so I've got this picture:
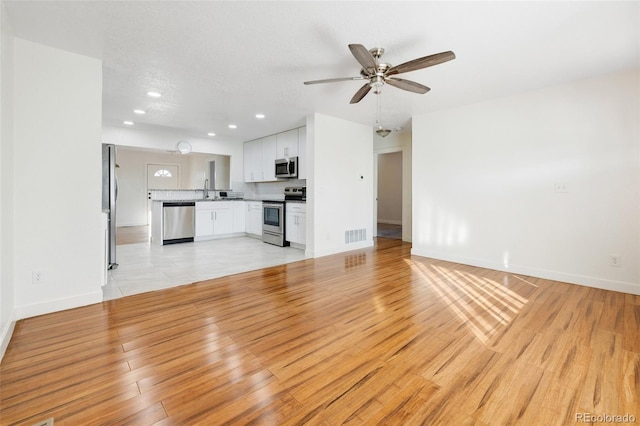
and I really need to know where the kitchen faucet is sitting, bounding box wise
[203,178,209,199]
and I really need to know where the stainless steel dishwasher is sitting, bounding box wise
[162,202,195,245]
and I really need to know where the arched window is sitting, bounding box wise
[154,169,173,178]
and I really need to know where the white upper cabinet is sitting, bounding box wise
[276,129,299,159]
[261,135,277,181]
[243,139,263,182]
[244,127,306,183]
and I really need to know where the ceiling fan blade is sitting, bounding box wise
[350,83,372,104]
[388,51,456,75]
[385,78,431,94]
[304,76,365,85]
[348,44,377,69]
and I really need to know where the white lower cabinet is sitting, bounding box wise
[233,201,246,233]
[195,201,236,241]
[245,201,263,238]
[195,208,214,238]
[286,203,306,247]
[212,203,233,235]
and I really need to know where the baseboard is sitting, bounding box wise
[289,242,306,251]
[308,240,374,259]
[410,247,640,295]
[0,315,16,363]
[14,291,104,320]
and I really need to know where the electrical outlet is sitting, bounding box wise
[32,271,43,284]
[554,183,568,193]
[609,255,622,267]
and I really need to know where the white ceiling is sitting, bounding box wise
[4,1,639,144]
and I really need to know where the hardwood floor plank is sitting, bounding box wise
[579,328,635,415]
[1,238,638,425]
[623,303,640,353]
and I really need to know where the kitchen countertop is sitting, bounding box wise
[153,198,306,203]
[152,198,243,202]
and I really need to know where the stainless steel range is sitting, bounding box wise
[262,200,288,247]
[262,187,306,247]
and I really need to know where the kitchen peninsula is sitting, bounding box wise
[150,192,306,250]
[151,198,261,245]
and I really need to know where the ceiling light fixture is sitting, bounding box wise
[207,132,216,137]
[133,109,146,114]
[146,91,162,98]
[370,76,384,95]
[374,92,391,138]
[123,121,134,125]
[177,140,192,154]
[255,114,265,119]
[228,124,237,129]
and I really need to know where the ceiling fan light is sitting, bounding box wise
[376,128,391,137]
[370,76,384,94]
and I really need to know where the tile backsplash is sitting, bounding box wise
[149,179,306,201]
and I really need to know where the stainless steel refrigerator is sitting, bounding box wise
[102,144,118,270]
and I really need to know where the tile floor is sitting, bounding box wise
[104,236,308,300]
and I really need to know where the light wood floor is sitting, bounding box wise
[116,225,150,245]
[1,239,639,425]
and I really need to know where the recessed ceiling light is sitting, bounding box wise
[255,113,265,119]
[228,124,237,129]
[146,91,162,98]
[207,132,216,137]
[133,109,146,114]
[123,121,134,125]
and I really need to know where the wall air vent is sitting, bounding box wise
[345,228,367,244]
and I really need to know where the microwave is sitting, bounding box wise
[275,157,298,178]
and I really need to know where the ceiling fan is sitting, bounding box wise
[304,44,455,104]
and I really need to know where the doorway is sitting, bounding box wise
[146,164,180,225]
[376,151,402,239]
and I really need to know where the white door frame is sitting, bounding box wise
[373,147,405,239]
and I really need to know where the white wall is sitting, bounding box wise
[307,113,373,257]
[13,39,104,317]
[377,151,403,224]
[0,2,16,360]
[412,70,640,295]
[374,130,412,241]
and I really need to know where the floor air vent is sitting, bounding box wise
[345,228,366,244]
